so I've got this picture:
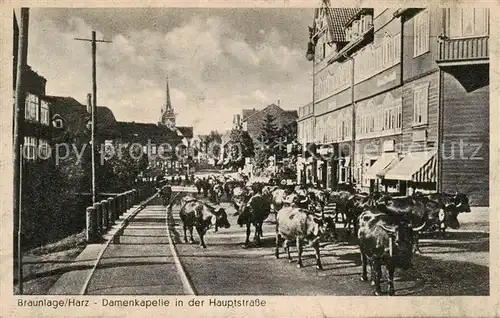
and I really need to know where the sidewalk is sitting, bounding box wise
[457,206,489,232]
[47,204,142,295]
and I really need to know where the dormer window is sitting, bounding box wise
[52,114,64,128]
[344,9,374,43]
[53,119,63,128]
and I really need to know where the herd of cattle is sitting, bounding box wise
[156,174,472,296]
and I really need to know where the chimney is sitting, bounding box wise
[86,93,92,114]
[278,99,280,107]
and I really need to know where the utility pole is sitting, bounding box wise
[75,31,111,204]
[13,8,29,295]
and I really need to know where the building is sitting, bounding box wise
[302,3,489,205]
[300,5,362,189]
[47,95,120,144]
[18,67,54,163]
[240,102,298,143]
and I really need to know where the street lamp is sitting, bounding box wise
[306,40,315,61]
[305,27,317,185]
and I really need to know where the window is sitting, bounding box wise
[40,100,50,125]
[23,136,37,160]
[53,118,63,128]
[338,158,351,184]
[413,83,429,126]
[414,9,429,57]
[449,8,489,38]
[25,93,39,121]
[38,139,50,158]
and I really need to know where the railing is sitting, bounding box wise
[84,184,156,243]
[437,36,489,62]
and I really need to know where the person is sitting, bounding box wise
[157,183,172,207]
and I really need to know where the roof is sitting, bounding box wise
[243,103,297,123]
[177,126,194,138]
[46,96,120,139]
[242,109,259,121]
[117,121,182,145]
[318,7,361,43]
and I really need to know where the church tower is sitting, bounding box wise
[160,75,176,129]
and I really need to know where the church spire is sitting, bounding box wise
[165,75,172,111]
[160,74,176,129]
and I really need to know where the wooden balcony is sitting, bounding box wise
[437,36,489,66]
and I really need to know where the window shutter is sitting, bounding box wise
[25,95,30,119]
[474,8,486,35]
[413,90,418,124]
[422,85,429,124]
[425,10,430,52]
[394,33,400,61]
[449,8,462,37]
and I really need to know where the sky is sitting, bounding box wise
[28,8,314,134]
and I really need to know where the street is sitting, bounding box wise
[82,194,489,296]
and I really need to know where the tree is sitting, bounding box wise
[101,144,149,192]
[208,130,222,144]
[21,151,86,248]
[259,114,279,151]
[225,129,254,170]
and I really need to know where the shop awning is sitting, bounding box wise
[364,152,399,180]
[384,150,437,182]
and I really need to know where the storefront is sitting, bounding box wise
[356,137,402,193]
[384,150,437,195]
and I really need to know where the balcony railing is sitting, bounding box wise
[437,35,489,64]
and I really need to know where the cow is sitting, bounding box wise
[223,180,244,201]
[344,193,380,236]
[328,190,352,223]
[377,194,460,253]
[358,209,426,296]
[268,188,293,213]
[306,187,330,216]
[237,193,271,247]
[425,191,471,213]
[178,199,230,248]
[275,206,329,269]
[180,195,197,208]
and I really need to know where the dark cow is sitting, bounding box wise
[377,194,460,253]
[345,193,380,235]
[306,187,330,215]
[275,206,328,269]
[358,209,426,296]
[224,180,245,201]
[328,190,352,223]
[179,199,230,248]
[425,192,471,213]
[237,193,271,247]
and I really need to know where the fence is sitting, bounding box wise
[84,183,156,243]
